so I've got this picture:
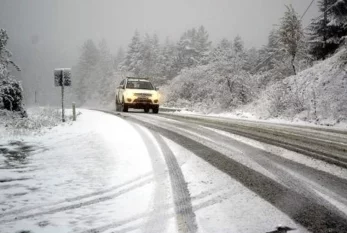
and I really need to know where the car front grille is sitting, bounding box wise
[134,93,152,97]
[134,99,152,103]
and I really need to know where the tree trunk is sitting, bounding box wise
[292,54,296,75]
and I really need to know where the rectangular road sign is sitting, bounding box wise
[54,68,71,87]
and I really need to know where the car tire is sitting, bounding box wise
[115,101,120,112]
[144,107,150,113]
[152,106,159,114]
[121,97,128,112]
[122,104,128,112]
[116,97,121,112]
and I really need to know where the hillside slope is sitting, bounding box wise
[243,48,347,125]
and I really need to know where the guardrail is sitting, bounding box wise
[159,107,183,113]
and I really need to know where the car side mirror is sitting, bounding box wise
[155,87,159,91]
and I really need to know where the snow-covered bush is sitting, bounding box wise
[165,59,258,112]
[0,77,24,112]
[265,79,308,119]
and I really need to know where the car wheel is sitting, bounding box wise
[152,106,159,114]
[121,97,128,112]
[123,104,128,112]
[116,97,121,112]
[144,107,150,113]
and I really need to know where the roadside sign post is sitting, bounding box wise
[54,68,71,122]
[61,69,65,122]
[72,102,76,121]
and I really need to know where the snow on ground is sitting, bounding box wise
[0,109,156,233]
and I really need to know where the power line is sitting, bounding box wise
[301,0,316,20]
[251,1,337,73]
[303,0,338,30]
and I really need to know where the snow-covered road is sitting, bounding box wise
[1,109,347,233]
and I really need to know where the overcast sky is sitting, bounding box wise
[1,0,319,55]
[0,0,319,104]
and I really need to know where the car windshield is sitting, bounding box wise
[126,80,154,90]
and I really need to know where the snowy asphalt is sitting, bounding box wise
[1,109,347,233]
[112,110,347,233]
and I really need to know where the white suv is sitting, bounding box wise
[115,77,160,113]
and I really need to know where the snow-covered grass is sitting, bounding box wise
[0,107,77,137]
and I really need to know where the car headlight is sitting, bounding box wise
[125,91,134,98]
[152,92,160,99]
[152,92,160,104]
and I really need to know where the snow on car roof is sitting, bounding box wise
[127,77,150,82]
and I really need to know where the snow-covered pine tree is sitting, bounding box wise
[175,26,212,69]
[278,5,304,75]
[120,30,143,76]
[98,39,113,75]
[74,39,100,105]
[243,47,261,72]
[195,26,212,65]
[309,0,347,60]
[139,33,161,79]
[176,28,199,69]
[158,37,179,83]
[0,28,25,115]
[114,47,125,70]
[97,39,115,104]
[209,38,233,63]
[233,35,244,54]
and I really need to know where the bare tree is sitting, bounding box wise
[278,5,304,75]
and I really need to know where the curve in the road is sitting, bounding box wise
[159,113,347,168]
[124,114,347,233]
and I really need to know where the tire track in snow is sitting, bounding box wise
[0,173,153,219]
[81,188,231,233]
[0,176,153,223]
[101,110,198,233]
[130,123,171,233]
[125,116,347,233]
[153,133,198,233]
